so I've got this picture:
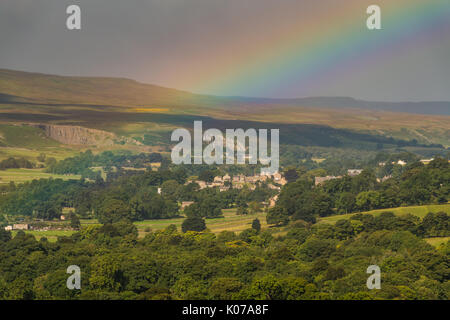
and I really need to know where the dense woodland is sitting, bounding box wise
[0,155,447,224]
[0,210,448,300]
[267,157,449,225]
[0,151,448,300]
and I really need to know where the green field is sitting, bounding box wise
[11,230,75,242]
[134,209,267,237]
[318,203,450,224]
[13,209,267,242]
[0,147,78,162]
[425,237,450,247]
[13,204,449,242]
[0,168,81,184]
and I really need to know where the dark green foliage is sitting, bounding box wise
[0,229,11,242]
[184,198,222,218]
[70,214,81,230]
[283,168,299,183]
[0,209,448,300]
[266,158,449,225]
[0,152,448,300]
[198,170,216,183]
[181,217,206,233]
[252,218,261,233]
[47,150,165,175]
[0,157,34,169]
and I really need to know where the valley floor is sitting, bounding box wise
[10,204,450,246]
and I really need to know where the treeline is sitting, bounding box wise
[0,166,275,223]
[0,169,182,221]
[268,157,449,225]
[280,147,449,177]
[0,210,448,300]
[46,150,164,175]
[0,157,34,170]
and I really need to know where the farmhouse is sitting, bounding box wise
[420,158,434,165]
[315,176,342,186]
[377,175,392,182]
[13,224,29,230]
[347,169,363,176]
[181,201,194,210]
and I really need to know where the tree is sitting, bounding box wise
[161,180,180,201]
[336,192,356,214]
[181,217,206,233]
[244,275,284,300]
[97,198,131,224]
[266,206,289,226]
[310,192,333,217]
[184,198,222,218]
[252,218,261,233]
[0,229,11,242]
[248,201,262,214]
[89,255,123,291]
[284,168,299,183]
[236,206,249,215]
[356,191,381,211]
[209,278,243,300]
[37,153,47,163]
[70,214,81,230]
[198,170,215,183]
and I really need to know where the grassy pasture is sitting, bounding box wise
[22,209,267,240]
[425,237,449,247]
[318,204,450,224]
[0,168,81,184]
[11,230,75,242]
[0,124,59,149]
[134,208,267,237]
[13,205,449,243]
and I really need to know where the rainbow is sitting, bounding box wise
[190,0,450,98]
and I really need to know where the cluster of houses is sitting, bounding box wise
[179,173,287,211]
[314,169,363,186]
[378,158,439,167]
[4,223,71,231]
[378,160,407,166]
[4,223,29,231]
[191,172,287,192]
[4,215,72,231]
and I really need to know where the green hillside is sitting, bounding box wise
[318,204,450,224]
[0,124,59,148]
[1,69,449,147]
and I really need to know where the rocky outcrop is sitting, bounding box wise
[33,124,116,146]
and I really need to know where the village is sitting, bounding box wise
[191,172,288,191]
[3,157,438,232]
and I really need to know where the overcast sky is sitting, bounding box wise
[1,0,449,101]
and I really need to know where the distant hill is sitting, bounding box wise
[0,69,449,115]
[0,69,449,147]
[0,69,217,111]
[278,97,450,116]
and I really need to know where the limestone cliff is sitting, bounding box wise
[33,124,116,146]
